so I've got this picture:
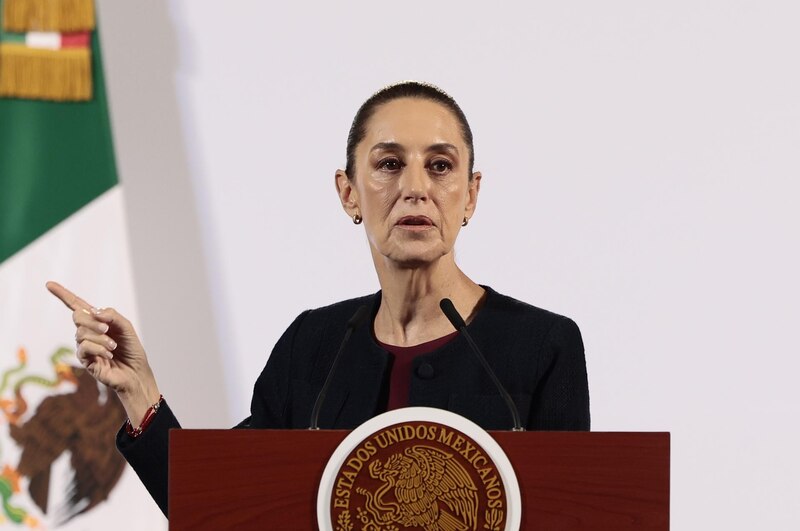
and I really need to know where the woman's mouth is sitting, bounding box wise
[395,216,434,231]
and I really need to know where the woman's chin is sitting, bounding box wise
[382,247,449,270]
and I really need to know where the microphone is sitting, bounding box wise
[439,298,524,431]
[309,304,370,430]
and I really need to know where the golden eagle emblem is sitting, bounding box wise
[0,347,127,526]
[356,444,479,531]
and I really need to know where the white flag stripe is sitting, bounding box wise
[24,32,61,50]
[0,186,167,529]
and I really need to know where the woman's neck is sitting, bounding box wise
[372,254,485,347]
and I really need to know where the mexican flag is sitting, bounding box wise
[0,0,166,528]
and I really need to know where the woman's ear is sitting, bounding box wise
[465,171,482,219]
[335,169,359,216]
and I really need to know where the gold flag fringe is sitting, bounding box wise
[2,0,95,32]
[0,44,92,101]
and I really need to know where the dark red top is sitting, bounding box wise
[377,331,459,410]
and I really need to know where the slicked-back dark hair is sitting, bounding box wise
[345,81,475,180]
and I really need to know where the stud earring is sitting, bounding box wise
[352,214,363,225]
[462,217,469,227]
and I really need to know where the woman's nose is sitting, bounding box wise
[400,163,429,202]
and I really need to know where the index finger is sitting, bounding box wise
[46,281,94,312]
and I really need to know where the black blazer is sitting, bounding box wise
[118,286,590,515]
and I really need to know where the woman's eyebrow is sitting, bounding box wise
[427,143,459,155]
[370,142,404,153]
[369,142,459,155]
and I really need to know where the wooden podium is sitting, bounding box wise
[169,430,669,530]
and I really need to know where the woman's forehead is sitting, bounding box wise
[361,98,465,149]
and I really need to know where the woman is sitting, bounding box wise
[48,81,590,516]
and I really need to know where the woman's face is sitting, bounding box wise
[336,97,481,269]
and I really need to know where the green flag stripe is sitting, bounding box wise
[0,29,25,44]
[0,4,118,264]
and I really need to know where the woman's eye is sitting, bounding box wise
[429,160,452,173]
[379,158,403,171]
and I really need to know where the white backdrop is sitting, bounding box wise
[96,1,799,528]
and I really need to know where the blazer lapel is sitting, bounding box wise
[329,318,390,429]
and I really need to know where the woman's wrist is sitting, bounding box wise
[124,394,164,438]
[117,377,161,426]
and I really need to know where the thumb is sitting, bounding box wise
[92,307,134,332]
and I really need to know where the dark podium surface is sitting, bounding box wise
[170,430,669,530]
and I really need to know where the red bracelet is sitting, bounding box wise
[125,395,164,438]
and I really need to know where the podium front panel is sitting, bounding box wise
[169,430,668,530]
